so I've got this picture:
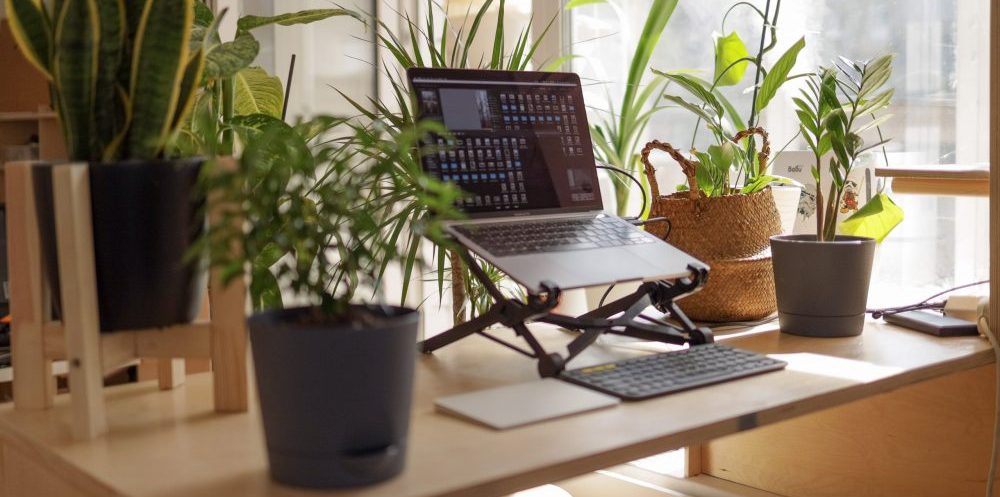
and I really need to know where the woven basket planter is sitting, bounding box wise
[641,128,781,322]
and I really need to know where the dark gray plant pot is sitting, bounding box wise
[248,305,419,489]
[771,234,876,337]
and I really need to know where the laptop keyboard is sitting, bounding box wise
[454,216,656,257]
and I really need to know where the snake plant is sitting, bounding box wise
[6,0,206,162]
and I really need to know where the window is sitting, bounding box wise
[571,0,990,306]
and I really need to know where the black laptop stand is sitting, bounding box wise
[417,246,714,378]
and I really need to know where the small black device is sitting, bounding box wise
[560,344,787,400]
[883,310,980,337]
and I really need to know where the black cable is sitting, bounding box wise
[868,280,989,319]
[598,283,616,308]
[595,162,646,220]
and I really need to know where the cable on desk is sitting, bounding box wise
[868,280,989,319]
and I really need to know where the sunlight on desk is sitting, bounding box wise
[773,353,904,383]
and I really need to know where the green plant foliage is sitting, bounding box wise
[652,1,800,198]
[838,192,903,243]
[236,9,366,32]
[795,55,895,242]
[202,119,463,317]
[330,0,559,318]
[203,32,260,80]
[233,67,283,118]
[753,37,805,113]
[713,31,749,87]
[585,0,678,216]
[6,0,203,162]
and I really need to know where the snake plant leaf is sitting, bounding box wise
[754,36,806,113]
[236,8,365,32]
[5,0,52,79]
[713,31,749,87]
[53,0,100,161]
[94,0,125,155]
[203,31,259,80]
[127,0,193,159]
[171,48,206,132]
[838,192,903,243]
[234,66,283,119]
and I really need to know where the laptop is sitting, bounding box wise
[409,68,703,293]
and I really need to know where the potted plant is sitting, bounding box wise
[639,0,803,322]
[7,0,209,331]
[203,119,461,488]
[772,55,902,337]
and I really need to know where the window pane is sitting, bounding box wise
[571,0,989,305]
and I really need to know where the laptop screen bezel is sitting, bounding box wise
[407,67,603,220]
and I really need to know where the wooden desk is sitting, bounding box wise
[0,322,993,497]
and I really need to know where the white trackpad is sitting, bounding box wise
[435,378,620,430]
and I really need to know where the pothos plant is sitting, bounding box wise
[795,55,902,242]
[202,119,463,319]
[653,0,803,197]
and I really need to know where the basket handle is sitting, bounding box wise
[641,140,700,201]
[731,126,771,175]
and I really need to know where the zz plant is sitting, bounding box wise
[6,0,204,161]
[795,55,899,242]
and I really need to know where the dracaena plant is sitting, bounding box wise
[333,0,552,321]
[6,0,204,162]
[653,0,804,197]
[578,0,678,217]
[795,55,897,242]
[202,119,463,317]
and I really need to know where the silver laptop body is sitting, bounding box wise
[408,68,703,294]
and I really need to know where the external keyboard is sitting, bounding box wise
[561,344,787,400]
[454,216,656,257]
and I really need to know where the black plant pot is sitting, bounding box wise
[248,305,419,489]
[31,163,61,320]
[33,159,207,332]
[771,234,876,337]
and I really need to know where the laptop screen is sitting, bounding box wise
[408,68,602,216]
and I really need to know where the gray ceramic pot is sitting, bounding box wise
[771,235,876,337]
[248,305,419,489]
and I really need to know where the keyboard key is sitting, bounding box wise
[455,216,650,256]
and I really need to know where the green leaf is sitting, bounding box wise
[233,66,283,118]
[713,31,749,86]
[754,36,805,113]
[203,31,259,80]
[838,193,903,243]
[94,0,125,155]
[565,0,606,8]
[5,0,52,79]
[237,8,365,32]
[127,0,193,159]
[620,0,678,131]
[171,49,205,132]
[541,54,578,72]
[53,0,100,160]
[194,1,213,26]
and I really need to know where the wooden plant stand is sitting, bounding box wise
[5,160,248,440]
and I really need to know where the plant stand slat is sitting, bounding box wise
[52,163,108,440]
[7,159,249,440]
[6,162,56,409]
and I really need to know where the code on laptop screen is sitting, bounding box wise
[409,69,602,216]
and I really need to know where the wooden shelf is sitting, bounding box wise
[875,164,989,196]
[0,112,57,123]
